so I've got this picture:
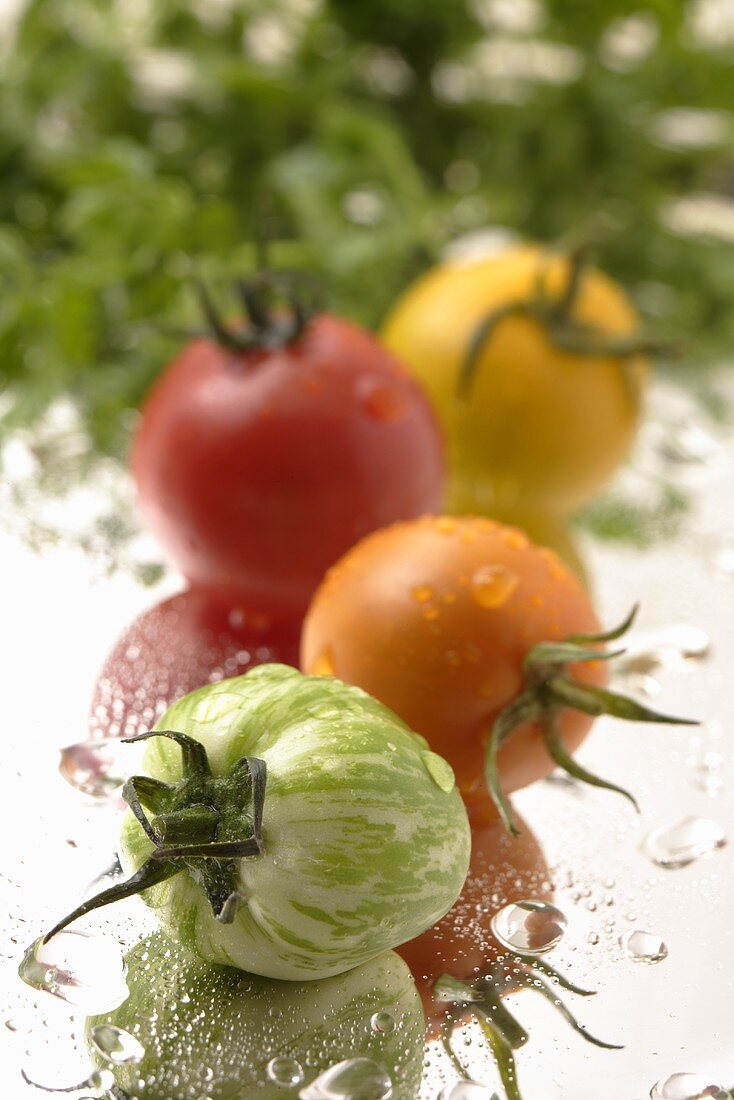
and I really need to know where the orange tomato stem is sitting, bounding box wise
[485,606,698,834]
[485,694,541,835]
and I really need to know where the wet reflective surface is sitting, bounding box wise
[2,376,734,1099]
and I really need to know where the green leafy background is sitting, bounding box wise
[1,0,733,465]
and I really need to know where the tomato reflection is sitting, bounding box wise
[88,586,300,739]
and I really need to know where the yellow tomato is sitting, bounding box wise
[382,245,648,516]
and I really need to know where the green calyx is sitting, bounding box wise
[457,246,675,400]
[486,605,698,835]
[436,952,621,1100]
[44,730,267,943]
[195,269,318,354]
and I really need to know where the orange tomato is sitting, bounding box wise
[301,514,606,825]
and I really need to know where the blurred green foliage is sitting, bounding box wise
[1,0,733,458]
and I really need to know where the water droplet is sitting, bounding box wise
[299,1058,392,1100]
[19,932,128,1013]
[90,1023,145,1065]
[356,376,407,422]
[470,565,519,609]
[620,930,669,963]
[88,1068,117,1090]
[421,750,456,793]
[267,1056,305,1088]
[411,584,434,604]
[58,738,137,800]
[650,1072,729,1099]
[370,1011,395,1035]
[616,625,711,684]
[435,517,456,535]
[501,528,529,551]
[460,640,482,664]
[544,768,582,791]
[490,900,567,954]
[311,648,335,677]
[650,419,723,471]
[692,748,725,796]
[714,545,734,576]
[641,816,726,868]
[439,1083,497,1100]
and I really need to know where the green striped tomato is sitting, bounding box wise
[87,932,425,1100]
[106,664,470,981]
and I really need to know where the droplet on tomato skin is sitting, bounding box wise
[490,900,568,954]
[299,1057,392,1100]
[411,584,434,604]
[501,528,529,551]
[370,1010,396,1035]
[539,546,567,581]
[421,750,456,793]
[640,816,726,869]
[434,517,457,535]
[460,640,482,664]
[302,373,326,394]
[470,565,519,609]
[311,648,336,677]
[267,1056,305,1088]
[422,606,440,622]
[619,930,668,963]
[649,1072,729,1099]
[356,376,408,423]
[90,1023,145,1065]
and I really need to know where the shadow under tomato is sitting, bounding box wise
[398,811,552,1031]
[398,811,620,1098]
[88,586,301,740]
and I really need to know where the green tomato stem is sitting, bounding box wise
[44,733,268,942]
[43,857,179,944]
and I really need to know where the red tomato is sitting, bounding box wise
[88,587,300,740]
[397,814,550,1034]
[301,515,606,826]
[132,312,444,623]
